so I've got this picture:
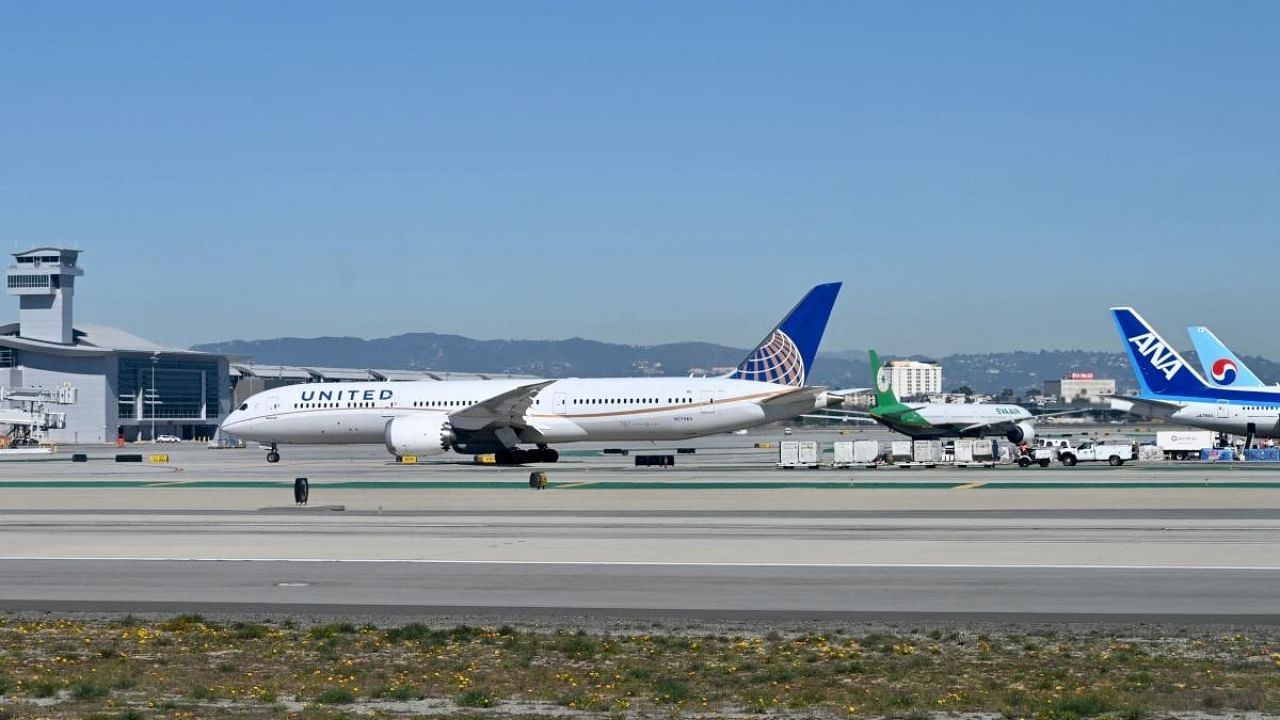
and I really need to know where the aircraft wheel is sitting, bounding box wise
[499,449,535,465]
[267,451,280,464]
[542,448,560,463]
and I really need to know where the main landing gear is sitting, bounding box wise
[494,445,560,465]
[266,443,280,464]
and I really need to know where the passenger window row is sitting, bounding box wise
[571,397,693,406]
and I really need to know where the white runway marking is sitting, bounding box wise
[0,557,1278,571]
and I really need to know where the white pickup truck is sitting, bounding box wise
[1058,440,1136,467]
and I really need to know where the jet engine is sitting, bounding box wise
[384,413,455,458]
[1005,421,1036,445]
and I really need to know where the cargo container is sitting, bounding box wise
[778,440,800,468]
[832,441,854,467]
[778,440,820,469]
[853,440,881,465]
[913,440,943,463]
[798,441,820,467]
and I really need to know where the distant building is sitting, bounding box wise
[1,248,231,443]
[884,359,942,398]
[1044,372,1116,404]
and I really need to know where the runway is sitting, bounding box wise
[2,428,1279,623]
[2,558,1279,623]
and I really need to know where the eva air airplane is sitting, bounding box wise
[861,350,1041,442]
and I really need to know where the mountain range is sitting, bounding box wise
[193,334,1280,396]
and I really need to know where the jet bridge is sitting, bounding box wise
[0,384,77,447]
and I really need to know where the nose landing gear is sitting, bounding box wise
[266,443,280,463]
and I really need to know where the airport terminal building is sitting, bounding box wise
[1,248,231,443]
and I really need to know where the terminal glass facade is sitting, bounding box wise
[117,356,221,420]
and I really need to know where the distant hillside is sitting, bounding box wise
[195,333,868,388]
[194,334,1280,396]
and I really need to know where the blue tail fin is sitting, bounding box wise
[1188,326,1266,388]
[731,282,842,386]
[1111,307,1208,396]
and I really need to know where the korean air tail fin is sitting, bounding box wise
[730,282,841,386]
[1110,307,1209,396]
[1187,326,1266,389]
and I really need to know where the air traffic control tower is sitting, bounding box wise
[5,248,83,345]
[0,247,232,443]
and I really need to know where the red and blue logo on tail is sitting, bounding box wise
[1210,358,1239,385]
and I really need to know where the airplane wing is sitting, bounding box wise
[957,419,1018,433]
[875,404,928,417]
[956,408,1098,434]
[800,414,877,424]
[759,386,828,408]
[1029,408,1103,420]
[447,380,557,431]
[1106,394,1185,419]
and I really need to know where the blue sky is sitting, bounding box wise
[2,1,1277,356]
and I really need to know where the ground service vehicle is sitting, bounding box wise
[1155,430,1215,460]
[1017,446,1057,467]
[1058,439,1136,466]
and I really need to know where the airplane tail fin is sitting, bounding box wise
[730,282,841,386]
[1110,307,1208,396]
[1188,326,1265,388]
[869,349,909,411]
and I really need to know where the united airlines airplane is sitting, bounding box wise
[1112,307,1280,447]
[221,283,842,464]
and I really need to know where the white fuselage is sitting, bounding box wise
[1124,398,1280,438]
[220,377,824,450]
[914,403,1032,428]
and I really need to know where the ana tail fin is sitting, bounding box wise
[1110,307,1208,396]
[1187,326,1266,388]
[730,282,841,386]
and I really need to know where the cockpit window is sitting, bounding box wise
[239,403,249,411]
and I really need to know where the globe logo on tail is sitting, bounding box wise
[733,330,806,386]
[1211,358,1238,385]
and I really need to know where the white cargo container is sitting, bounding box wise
[778,440,819,469]
[954,439,997,467]
[891,440,913,462]
[853,440,881,465]
[1156,430,1215,460]
[798,440,820,467]
[777,440,800,468]
[832,441,854,467]
[913,440,944,463]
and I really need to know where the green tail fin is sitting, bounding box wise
[869,349,905,411]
